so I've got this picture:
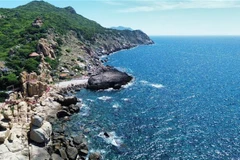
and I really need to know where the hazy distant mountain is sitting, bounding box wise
[111,26,133,31]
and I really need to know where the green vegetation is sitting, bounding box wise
[0,73,20,90]
[45,57,59,69]
[0,1,108,88]
[0,92,9,102]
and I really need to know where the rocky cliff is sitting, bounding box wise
[0,1,153,85]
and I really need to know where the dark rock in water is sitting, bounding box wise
[104,132,110,138]
[66,146,78,160]
[79,149,88,156]
[56,96,78,106]
[73,134,84,145]
[57,110,71,119]
[89,152,102,160]
[69,104,80,113]
[87,67,132,90]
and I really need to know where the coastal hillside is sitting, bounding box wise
[0,1,153,90]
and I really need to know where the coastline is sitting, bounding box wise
[0,40,153,159]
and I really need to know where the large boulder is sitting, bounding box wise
[87,67,132,90]
[29,121,52,144]
[56,96,78,106]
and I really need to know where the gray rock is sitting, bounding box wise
[89,152,102,160]
[51,153,63,160]
[66,146,78,160]
[58,148,68,159]
[0,129,10,143]
[87,67,132,90]
[31,115,43,127]
[73,134,84,145]
[29,121,52,143]
[30,144,50,160]
[79,149,88,156]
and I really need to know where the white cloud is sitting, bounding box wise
[118,6,154,13]
[117,0,240,13]
[103,1,123,6]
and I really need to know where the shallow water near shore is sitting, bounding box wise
[65,36,240,159]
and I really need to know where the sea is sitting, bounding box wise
[63,36,240,159]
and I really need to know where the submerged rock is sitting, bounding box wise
[89,152,102,160]
[87,67,132,90]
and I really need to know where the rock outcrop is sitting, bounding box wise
[87,67,133,90]
[32,17,43,27]
[20,71,48,97]
[37,38,56,58]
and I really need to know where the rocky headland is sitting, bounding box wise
[0,1,153,159]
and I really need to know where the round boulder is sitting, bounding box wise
[31,115,43,127]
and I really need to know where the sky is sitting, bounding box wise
[1,0,240,36]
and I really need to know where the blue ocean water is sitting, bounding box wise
[67,36,240,159]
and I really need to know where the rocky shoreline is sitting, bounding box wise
[0,66,134,159]
[0,71,94,159]
[0,35,153,160]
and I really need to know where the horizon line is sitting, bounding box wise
[148,35,240,37]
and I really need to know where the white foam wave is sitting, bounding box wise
[123,80,134,89]
[104,88,115,92]
[98,96,112,101]
[150,83,164,89]
[121,98,130,102]
[140,80,164,89]
[112,103,121,108]
[87,99,94,102]
[80,105,90,116]
[98,131,123,147]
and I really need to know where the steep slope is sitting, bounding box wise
[0,1,153,90]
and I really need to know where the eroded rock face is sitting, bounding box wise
[37,38,56,58]
[21,71,48,97]
[87,67,132,90]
